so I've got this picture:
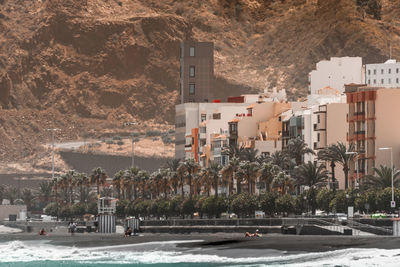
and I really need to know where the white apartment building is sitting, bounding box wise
[365,59,400,88]
[175,102,249,161]
[309,57,363,94]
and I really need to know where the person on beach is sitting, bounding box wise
[245,229,261,237]
[125,227,132,237]
[38,228,47,235]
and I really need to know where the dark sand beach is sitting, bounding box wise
[1,232,400,253]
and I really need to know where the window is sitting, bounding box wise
[397,68,399,74]
[230,123,237,133]
[189,66,195,77]
[381,69,384,74]
[189,83,195,95]
[374,79,376,84]
[381,79,384,84]
[373,69,376,75]
[317,115,320,123]
[213,113,221,120]
[368,69,371,75]
[389,69,392,74]
[189,47,195,57]
[388,78,391,84]
[397,78,399,84]
[278,116,281,122]
[368,79,370,84]
[201,114,206,122]
[317,133,320,142]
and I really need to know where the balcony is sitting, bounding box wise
[212,147,222,155]
[199,133,206,139]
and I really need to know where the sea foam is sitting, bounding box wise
[0,240,399,266]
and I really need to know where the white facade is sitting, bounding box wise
[365,59,400,88]
[309,57,363,94]
[175,102,249,160]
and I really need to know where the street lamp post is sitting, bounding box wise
[345,151,359,188]
[47,128,60,220]
[379,147,394,208]
[124,122,139,168]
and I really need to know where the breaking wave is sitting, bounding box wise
[0,240,399,266]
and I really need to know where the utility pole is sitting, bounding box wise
[47,128,60,220]
[124,122,138,168]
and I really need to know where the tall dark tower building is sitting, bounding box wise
[180,41,214,103]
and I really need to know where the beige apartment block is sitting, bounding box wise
[314,103,348,189]
[345,85,400,187]
[229,101,291,156]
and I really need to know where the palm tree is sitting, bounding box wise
[112,170,125,200]
[221,156,240,195]
[297,161,328,214]
[199,168,212,196]
[58,174,70,203]
[125,167,139,199]
[36,181,53,206]
[318,142,355,189]
[284,137,315,166]
[158,168,170,199]
[208,162,222,197]
[258,162,281,192]
[74,172,89,203]
[271,150,293,171]
[180,159,200,199]
[21,188,35,211]
[363,165,400,190]
[177,164,186,197]
[65,170,77,204]
[272,172,295,195]
[226,145,245,160]
[166,159,180,195]
[5,186,18,205]
[137,170,149,199]
[241,147,259,162]
[0,185,4,204]
[151,171,163,198]
[239,161,259,194]
[90,167,107,197]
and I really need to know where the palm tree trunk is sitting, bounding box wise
[344,164,349,189]
[215,176,219,198]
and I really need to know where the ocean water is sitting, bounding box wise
[0,240,399,267]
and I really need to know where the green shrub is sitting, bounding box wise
[317,189,335,213]
[117,140,124,146]
[259,192,277,216]
[71,203,87,217]
[168,196,183,217]
[181,198,196,217]
[202,196,227,218]
[112,136,122,141]
[275,195,295,216]
[116,200,130,218]
[44,203,58,217]
[230,193,258,218]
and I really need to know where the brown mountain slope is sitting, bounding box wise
[0,0,399,164]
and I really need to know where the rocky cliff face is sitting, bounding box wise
[0,0,399,163]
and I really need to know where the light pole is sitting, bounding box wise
[345,151,359,188]
[379,147,394,208]
[47,128,60,220]
[124,122,139,168]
